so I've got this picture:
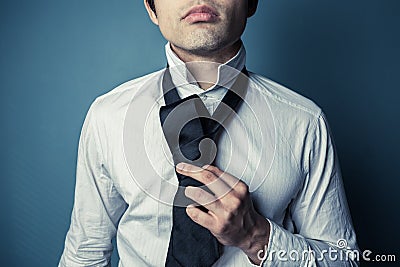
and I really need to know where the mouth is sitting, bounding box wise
[182,5,220,24]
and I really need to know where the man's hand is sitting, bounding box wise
[176,162,270,265]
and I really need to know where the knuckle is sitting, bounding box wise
[210,165,220,173]
[236,182,249,195]
[205,165,222,176]
[202,171,214,183]
[185,164,193,172]
[225,197,241,215]
[230,197,242,210]
[194,189,203,200]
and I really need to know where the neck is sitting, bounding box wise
[170,40,242,90]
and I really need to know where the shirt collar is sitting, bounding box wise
[165,42,246,100]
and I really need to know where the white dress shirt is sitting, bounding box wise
[59,43,358,267]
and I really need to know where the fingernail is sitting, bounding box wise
[176,163,185,171]
[184,186,192,197]
[202,164,210,169]
[186,207,194,215]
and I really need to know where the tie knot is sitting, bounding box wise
[160,66,249,168]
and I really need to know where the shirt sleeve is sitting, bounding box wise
[59,100,127,267]
[260,112,359,266]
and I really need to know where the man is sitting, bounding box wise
[59,0,358,266]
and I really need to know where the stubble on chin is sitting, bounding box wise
[175,27,228,56]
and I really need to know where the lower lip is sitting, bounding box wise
[184,12,218,24]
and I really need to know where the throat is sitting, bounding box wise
[186,61,219,90]
[169,40,243,90]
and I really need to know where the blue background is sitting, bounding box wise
[1,0,399,266]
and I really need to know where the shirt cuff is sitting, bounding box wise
[259,219,311,266]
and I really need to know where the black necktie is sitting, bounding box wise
[160,67,248,267]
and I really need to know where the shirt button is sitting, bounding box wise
[202,94,208,100]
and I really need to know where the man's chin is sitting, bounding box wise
[184,45,222,56]
[178,40,227,56]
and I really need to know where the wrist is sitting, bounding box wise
[240,215,270,265]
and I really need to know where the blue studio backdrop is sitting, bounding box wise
[1,0,399,266]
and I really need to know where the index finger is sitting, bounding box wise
[176,163,232,198]
[202,165,241,190]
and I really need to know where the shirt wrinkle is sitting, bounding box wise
[59,43,358,267]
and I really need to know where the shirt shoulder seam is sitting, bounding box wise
[248,73,322,118]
